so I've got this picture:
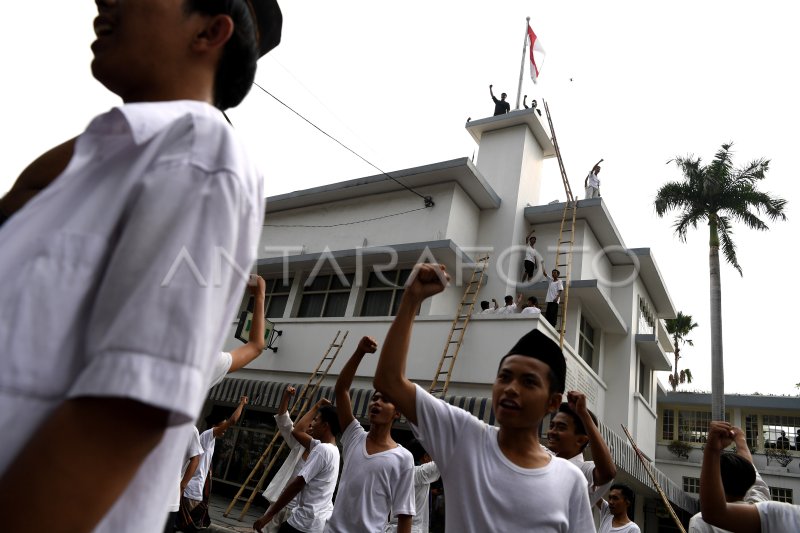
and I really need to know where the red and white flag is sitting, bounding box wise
[527,25,545,83]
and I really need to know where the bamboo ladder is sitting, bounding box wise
[428,256,490,397]
[223,330,350,519]
[543,101,578,348]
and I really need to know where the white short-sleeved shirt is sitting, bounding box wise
[209,352,233,388]
[587,171,600,188]
[756,501,800,532]
[497,303,518,315]
[546,279,564,303]
[520,306,542,317]
[688,471,771,532]
[386,462,441,533]
[598,500,641,533]
[288,442,340,533]
[0,101,263,532]
[525,244,537,263]
[324,419,415,532]
[263,412,314,510]
[411,385,593,533]
[569,454,613,506]
[184,428,217,501]
[168,426,205,512]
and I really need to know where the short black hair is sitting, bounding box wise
[504,295,514,304]
[557,403,598,451]
[610,483,635,518]
[720,453,756,499]
[317,405,341,436]
[184,0,259,110]
[527,296,538,305]
[480,300,490,310]
[405,439,431,463]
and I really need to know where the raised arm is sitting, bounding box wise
[374,264,449,426]
[731,426,753,464]
[523,95,529,109]
[568,391,616,485]
[489,84,498,102]
[291,398,332,451]
[278,386,295,416]
[253,476,307,532]
[213,395,248,437]
[335,336,378,432]
[229,275,267,373]
[700,421,762,532]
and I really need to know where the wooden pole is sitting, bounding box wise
[515,17,530,110]
[621,425,687,533]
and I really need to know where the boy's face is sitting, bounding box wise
[368,391,400,425]
[308,413,326,439]
[91,0,203,100]
[492,355,561,431]
[546,412,587,458]
[607,489,630,517]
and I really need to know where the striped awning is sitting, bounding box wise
[208,377,495,425]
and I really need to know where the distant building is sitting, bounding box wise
[656,390,800,506]
[205,109,697,529]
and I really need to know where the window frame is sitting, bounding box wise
[296,272,354,318]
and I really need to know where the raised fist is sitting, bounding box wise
[404,263,450,301]
[357,336,378,355]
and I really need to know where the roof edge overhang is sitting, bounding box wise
[265,158,501,214]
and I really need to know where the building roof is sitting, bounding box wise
[264,157,501,213]
[658,390,800,410]
[524,198,676,318]
[464,108,556,157]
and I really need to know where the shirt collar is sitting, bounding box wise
[568,453,585,465]
[87,100,224,145]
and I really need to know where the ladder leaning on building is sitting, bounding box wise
[223,330,349,520]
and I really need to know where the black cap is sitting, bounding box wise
[247,0,282,56]
[504,330,567,393]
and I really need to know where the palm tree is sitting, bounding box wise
[655,143,787,420]
[665,312,698,391]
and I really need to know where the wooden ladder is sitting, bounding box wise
[544,101,577,348]
[428,256,490,397]
[223,330,349,519]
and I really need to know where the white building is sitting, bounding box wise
[656,391,800,509]
[205,109,697,530]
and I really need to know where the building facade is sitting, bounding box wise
[656,391,800,508]
[205,109,697,530]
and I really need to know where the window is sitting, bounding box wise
[745,414,759,451]
[678,410,713,443]
[638,361,651,403]
[253,277,293,319]
[770,487,794,504]
[359,269,412,316]
[638,296,655,334]
[683,476,700,494]
[578,316,596,369]
[662,409,675,441]
[761,414,800,450]
[297,273,354,318]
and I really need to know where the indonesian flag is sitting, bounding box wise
[527,25,545,83]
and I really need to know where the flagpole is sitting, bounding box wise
[515,16,530,110]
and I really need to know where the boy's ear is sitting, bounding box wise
[547,393,562,414]
[577,434,590,448]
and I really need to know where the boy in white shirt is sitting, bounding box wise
[385,441,440,533]
[597,484,640,533]
[324,336,415,533]
[546,391,616,505]
[374,263,594,533]
[700,421,800,532]
[254,401,340,533]
[259,386,333,532]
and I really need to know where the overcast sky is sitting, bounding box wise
[2,1,798,395]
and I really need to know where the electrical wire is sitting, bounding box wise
[263,206,428,228]
[252,82,434,208]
